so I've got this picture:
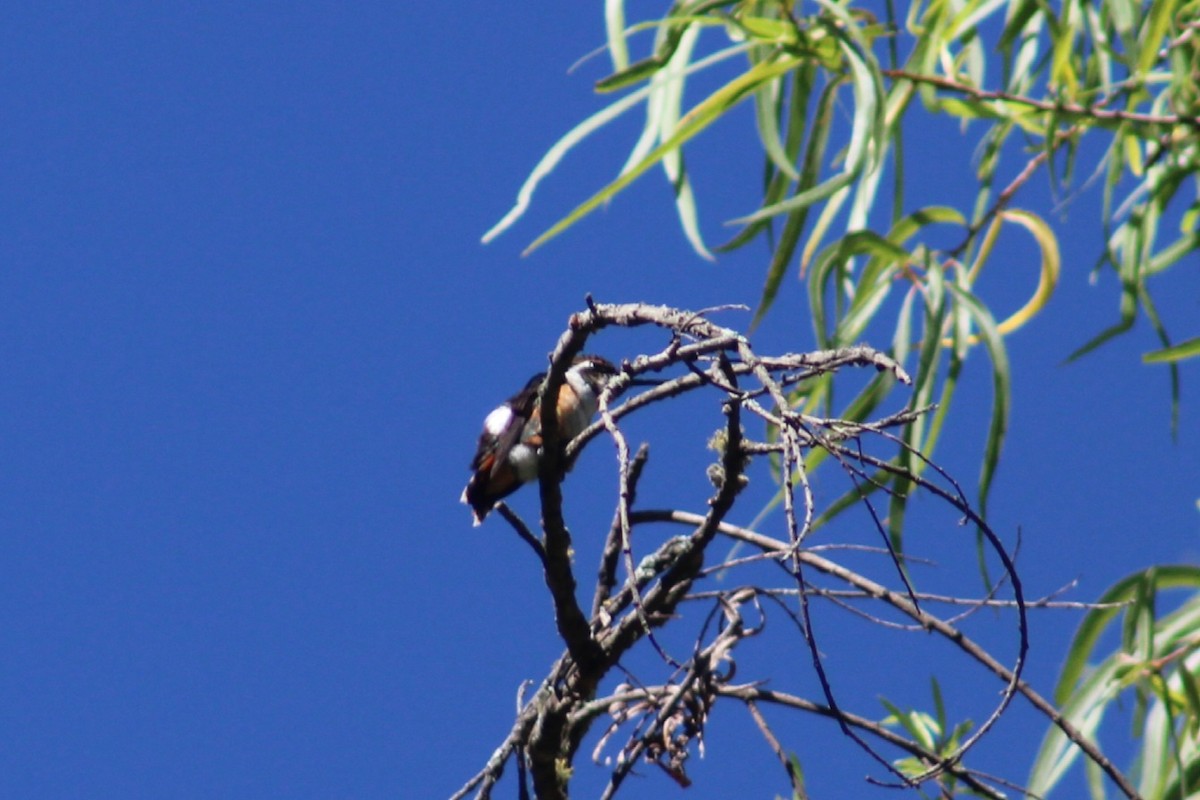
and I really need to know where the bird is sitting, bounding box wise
[461,355,619,525]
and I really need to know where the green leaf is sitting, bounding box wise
[787,753,806,800]
[731,17,883,228]
[1028,657,1118,796]
[482,43,749,246]
[970,209,1060,340]
[746,64,820,326]
[1143,336,1200,364]
[523,52,805,256]
[1179,668,1200,736]
[752,69,801,181]
[1137,285,1181,435]
[1146,230,1200,276]
[1135,0,1180,76]
[880,697,938,751]
[595,56,669,93]
[1054,567,1200,702]
[594,15,724,93]
[1064,312,1136,363]
[604,0,630,72]
[649,26,714,260]
[943,284,1010,535]
[1035,569,1200,797]
[750,192,809,330]
[930,676,947,738]
[997,0,1041,54]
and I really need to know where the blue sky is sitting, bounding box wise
[0,4,1197,798]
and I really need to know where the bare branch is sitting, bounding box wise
[456,301,1136,800]
[631,509,1136,799]
[591,443,650,620]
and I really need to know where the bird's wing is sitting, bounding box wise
[487,372,544,478]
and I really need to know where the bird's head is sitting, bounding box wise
[567,354,619,392]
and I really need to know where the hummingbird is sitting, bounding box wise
[461,355,620,525]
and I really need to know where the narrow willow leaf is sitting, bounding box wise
[919,357,961,487]
[1108,0,1136,36]
[807,235,848,348]
[1123,129,1145,177]
[745,64,818,322]
[930,677,947,735]
[944,284,1010,531]
[893,283,915,367]
[1156,761,1200,800]
[716,60,816,254]
[836,251,909,344]
[878,698,936,748]
[483,84,655,244]
[1049,5,1078,95]
[1135,0,1180,76]
[843,229,910,265]
[753,73,801,181]
[1035,570,1200,797]
[735,149,857,228]
[964,28,987,90]
[1028,661,1119,796]
[1084,753,1107,800]
[830,10,887,237]
[668,156,712,259]
[886,289,918,546]
[886,85,909,229]
[736,15,799,45]
[808,467,890,533]
[1137,285,1181,435]
[482,43,749,246]
[908,712,937,751]
[807,258,832,350]
[847,232,912,300]
[1121,570,1156,657]
[796,79,854,272]
[733,18,883,228]
[1140,692,1176,800]
[1064,312,1135,363]
[892,259,958,552]
[1054,566,1200,701]
[652,26,714,260]
[605,0,630,72]
[788,754,806,800]
[948,0,1010,42]
[937,96,1010,121]
[918,252,948,379]
[595,56,671,94]
[523,53,804,255]
[1178,668,1200,735]
[594,15,725,93]
[991,209,1061,338]
[1065,224,1139,361]
[617,57,669,180]
[1143,336,1200,364]
[617,18,709,181]
[751,193,809,330]
[1146,230,1200,275]
[1013,3,1049,94]
[997,0,1041,54]
[798,184,851,276]
[888,206,967,243]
